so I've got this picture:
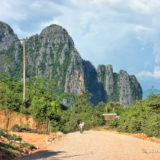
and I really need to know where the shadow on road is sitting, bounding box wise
[15,150,86,160]
[63,130,77,134]
[15,150,65,160]
[63,130,89,135]
[54,154,86,159]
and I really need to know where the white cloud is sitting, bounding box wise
[138,66,160,79]
[0,0,27,21]
[134,25,152,32]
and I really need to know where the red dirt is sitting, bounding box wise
[0,110,46,132]
[11,131,62,154]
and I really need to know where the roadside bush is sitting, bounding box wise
[107,119,119,129]
[5,134,22,142]
[142,113,160,137]
[11,124,21,132]
[0,128,22,141]
[116,102,151,133]
[107,95,160,137]
[0,128,5,136]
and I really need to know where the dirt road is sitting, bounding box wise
[22,130,160,160]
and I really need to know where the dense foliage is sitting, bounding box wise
[0,75,105,132]
[108,94,160,137]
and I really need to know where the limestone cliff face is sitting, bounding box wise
[64,49,85,94]
[118,70,132,106]
[0,21,22,78]
[83,61,107,105]
[97,65,114,96]
[24,24,85,94]
[0,21,18,51]
[97,65,142,106]
[0,21,142,106]
[0,22,85,95]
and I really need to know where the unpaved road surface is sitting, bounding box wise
[22,130,160,160]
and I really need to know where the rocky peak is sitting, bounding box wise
[0,21,21,77]
[118,70,142,106]
[97,64,114,96]
[119,70,128,77]
[105,65,114,95]
[106,65,113,72]
[23,24,85,95]
[40,24,74,48]
[0,21,18,51]
[119,70,133,106]
[97,65,105,82]
[97,66,142,106]
[129,75,142,101]
[83,61,107,104]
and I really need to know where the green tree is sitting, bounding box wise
[95,101,105,112]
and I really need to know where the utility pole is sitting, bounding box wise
[152,85,154,94]
[13,38,27,107]
[22,39,26,107]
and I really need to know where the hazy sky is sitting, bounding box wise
[0,0,160,91]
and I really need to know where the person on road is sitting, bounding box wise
[79,122,85,134]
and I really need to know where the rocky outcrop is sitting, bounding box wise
[24,24,85,94]
[83,61,107,104]
[0,21,142,106]
[65,49,85,94]
[97,65,142,106]
[0,21,18,51]
[118,70,133,106]
[97,65,114,96]
[129,75,143,101]
[0,21,22,78]
[119,70,142,106]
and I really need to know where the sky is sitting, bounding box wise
[0,0,160,91]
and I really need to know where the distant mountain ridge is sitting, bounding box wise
[0,21,142,106]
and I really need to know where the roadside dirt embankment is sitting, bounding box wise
[0,109,46,132]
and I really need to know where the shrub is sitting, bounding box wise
[142,113,160,137]
[5,134,22,142]
[0,128,22,141]
[0,128,5,136]
[11,124,21,132]
[107,97,160,137]
[107,119,119,129]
